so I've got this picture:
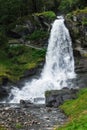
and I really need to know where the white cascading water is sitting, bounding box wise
[9,16,76,104]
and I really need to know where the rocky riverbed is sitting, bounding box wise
[0,103,67,130]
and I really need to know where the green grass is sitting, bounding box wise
[0,45,46,84]
[55,88,87,130]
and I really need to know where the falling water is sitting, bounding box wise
[9,16,76,103]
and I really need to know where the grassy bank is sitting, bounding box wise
[55,88,87,130]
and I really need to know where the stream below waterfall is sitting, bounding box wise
[0,103,67,130]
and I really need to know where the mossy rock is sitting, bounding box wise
[32,11,56,32]
[35,11,56,20]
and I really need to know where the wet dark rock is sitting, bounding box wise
[45,88,78,107]
[0,87,9,100]
[65,13,87,48]
[65,12,87,89]
[22,68,37,78]
[1,77,8,86]
[34,97,45,103]
[75,57,87,88]
[73,49,81,57]
[20,100,33,108]
[20,100,45,108]
[7,30,21,38]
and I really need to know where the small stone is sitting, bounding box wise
[37,122,41,125]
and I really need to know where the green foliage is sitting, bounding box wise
[0,0,21,25]
[44,0,61,12]
[0,0,42,32]
[8,45,24,57]
[66,13,73,19]
[55,88,87,130]
[0,0,51,28]
[25,30,49,41]
[59,0,87,13]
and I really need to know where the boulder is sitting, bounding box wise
[0,86,9,100]
[22,67,38,78]
[34,97,45,103]
[20,99,33,108]
[45,88,78,107]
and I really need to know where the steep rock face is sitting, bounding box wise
[9,11,56,47]
[45,88,78,107]
[66,13,87,48]
[65,9,87,88]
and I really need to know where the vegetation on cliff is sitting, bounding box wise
[0,44,46,84]
[59,0,87,13]
[0,0,56,85]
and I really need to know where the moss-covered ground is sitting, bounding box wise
[0,44,46,84]
[55,88,87,130]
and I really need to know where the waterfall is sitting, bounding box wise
[9,16,76,104]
